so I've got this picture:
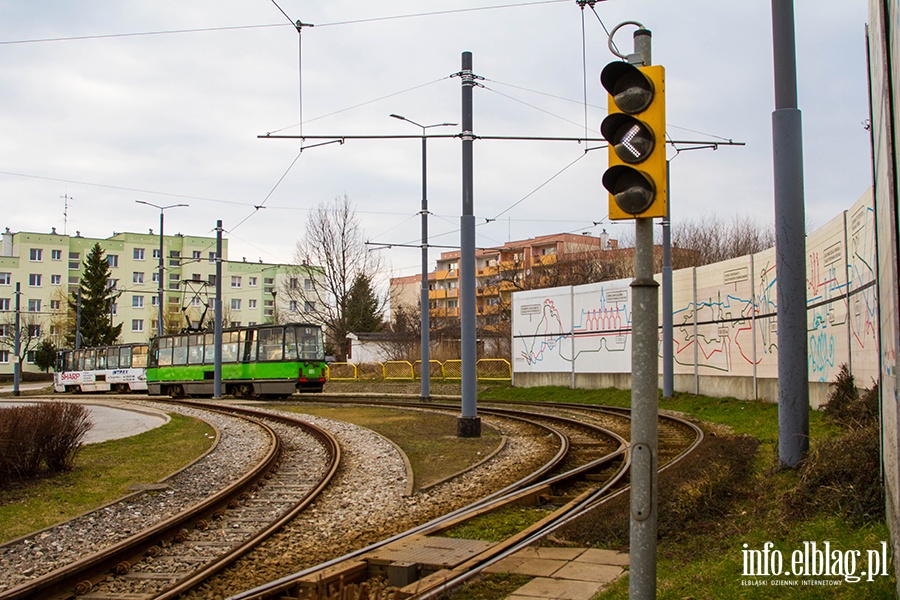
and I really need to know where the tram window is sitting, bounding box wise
[74,350,84,371]
[85,349,96,371]
[107,348,120,370]
[258,327,283,361]
[222,331,239,363]
[134,345,148,368]
[204,333,216,364]
[96,349,107,370]
[172,336,187,366]
[283,327,299,361]
[115,347,127,369]
[244,329,257,362]
[300,328,322,360]
[188,335,203,365]
[158,342,173,367]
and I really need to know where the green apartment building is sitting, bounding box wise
[0,227,322,376]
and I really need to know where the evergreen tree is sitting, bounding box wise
[33,338,58,372]
[345,273,383,334]
[67,243,122,347]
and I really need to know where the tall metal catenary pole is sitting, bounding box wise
[135,200,188,338]
[214,220,223,399]
[771,0,809,467]
[75,287,82,350]
[389,114,457,401]
[458,51,481,438]
[629,27,660,600]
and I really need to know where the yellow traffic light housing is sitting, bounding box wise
[600,62,666,220]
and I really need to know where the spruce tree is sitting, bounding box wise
[67,243,122,347]
[345,273,383,334]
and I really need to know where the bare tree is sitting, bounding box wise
[670,214,776,267]
[286,195,386,359]
[0,311,45,364]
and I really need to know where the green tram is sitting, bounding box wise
[146,322,327,398]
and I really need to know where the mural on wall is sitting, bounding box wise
[512,191,878,389]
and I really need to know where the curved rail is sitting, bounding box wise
[0,401,341,600]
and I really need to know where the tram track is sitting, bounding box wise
[0,400,340,600]
[223,400,702,600]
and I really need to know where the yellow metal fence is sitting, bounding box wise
[326,358,511,382]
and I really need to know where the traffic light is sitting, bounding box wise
[600,62,666,220]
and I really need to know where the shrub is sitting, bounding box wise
[0,402,93,482]
[786,369,883,524]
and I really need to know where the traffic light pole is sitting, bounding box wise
[629,27,659,600]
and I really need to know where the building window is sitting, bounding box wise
[0,324,9,337]
[231,299,241,310]
[107,278,118,290]
[134,248,145,260]
[231,276,241,288]
[28,299,41,312]
[304,301,316,312]
[191,273,201,281]
[107,254,119,268]
[208,252,217,263]
[305,278,313,291]
[28,324,40,338]
[152,272,159,283]
[0,350,8,363]
[248,299,257,309]
[229,321,241,327]
[169,282,179,291]
[111,302,117,316]
[133,272,144,284]
[169,273,179,281]
[248,321,257,326]
[168,296,180,304]
[132,319,144,332]
[68,275,79,285]
[150,320,158,331]
[192,250,201,260]
[208,274,217,286]
[0,273,10,285]
[28,274,41,287]
[50,299,61,310]
[152,249,161,260]
[0,298,9,311]
[249,277,257,287]
[152,296,159,306]
[191,296,202,307]
[29,248,42,262]
[168,251,180,267]
[133,295,144,308]
[290,277,299,290]
[51,249,62,260]
[50,274,62,285]
[290,300,298,312]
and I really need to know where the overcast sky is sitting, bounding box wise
[0,1,872,282]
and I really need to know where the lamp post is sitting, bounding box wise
[135,201,189,337]
[390,114,457,402]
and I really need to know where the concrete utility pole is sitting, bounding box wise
[13,282,20,397]
[214,220,223,399]
[628,27,660,600]
[661,164,674,398]
[458,51,481,438]
[771,0,809,467]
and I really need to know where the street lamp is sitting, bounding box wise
[390,114,457,402]
[135,201,189,337]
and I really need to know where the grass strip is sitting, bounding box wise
[0,413,214,543]
[273,404,501,489]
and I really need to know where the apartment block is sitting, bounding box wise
[390,231,620,331]
[0,227,322,376]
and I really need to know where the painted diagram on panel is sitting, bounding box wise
[512,280,633,374]
[512,191,879,386]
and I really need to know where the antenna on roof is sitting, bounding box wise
[61,194,74,235]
